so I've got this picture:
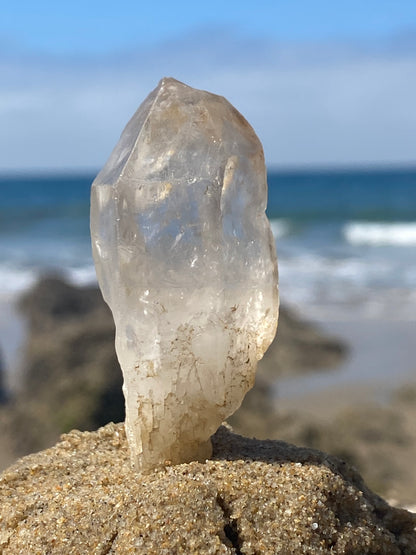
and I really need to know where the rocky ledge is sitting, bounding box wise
[0,423,414,554]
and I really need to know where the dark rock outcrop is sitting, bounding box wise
[0,275,346,467]
[0,347,6,403]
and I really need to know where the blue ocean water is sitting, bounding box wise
[0,168,415,320]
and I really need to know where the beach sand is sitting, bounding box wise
[1,423,415,554]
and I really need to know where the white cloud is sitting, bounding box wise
[1,29,415,171]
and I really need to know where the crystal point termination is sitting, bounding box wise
[91,77,279,472]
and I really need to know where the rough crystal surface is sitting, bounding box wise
[90,77,279,472]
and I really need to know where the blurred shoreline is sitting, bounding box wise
[277,317,416,405]
[0,296,26,392]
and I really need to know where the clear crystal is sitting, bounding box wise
[91,77,279,472]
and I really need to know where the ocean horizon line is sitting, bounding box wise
[1,161,416,179]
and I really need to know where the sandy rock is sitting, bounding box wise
[230,385,416,507]
[0,423,414,554]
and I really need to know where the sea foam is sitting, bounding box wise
[269,219,291,239]
[0,265,37,299]
[0,263,96,301]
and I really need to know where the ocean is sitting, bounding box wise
[0,167,416,323]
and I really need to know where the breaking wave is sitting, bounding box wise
[344,222,416,246]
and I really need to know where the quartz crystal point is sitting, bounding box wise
[91,77,279,472]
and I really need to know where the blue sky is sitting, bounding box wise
[3,0,416,53]
[1,1,416,170]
